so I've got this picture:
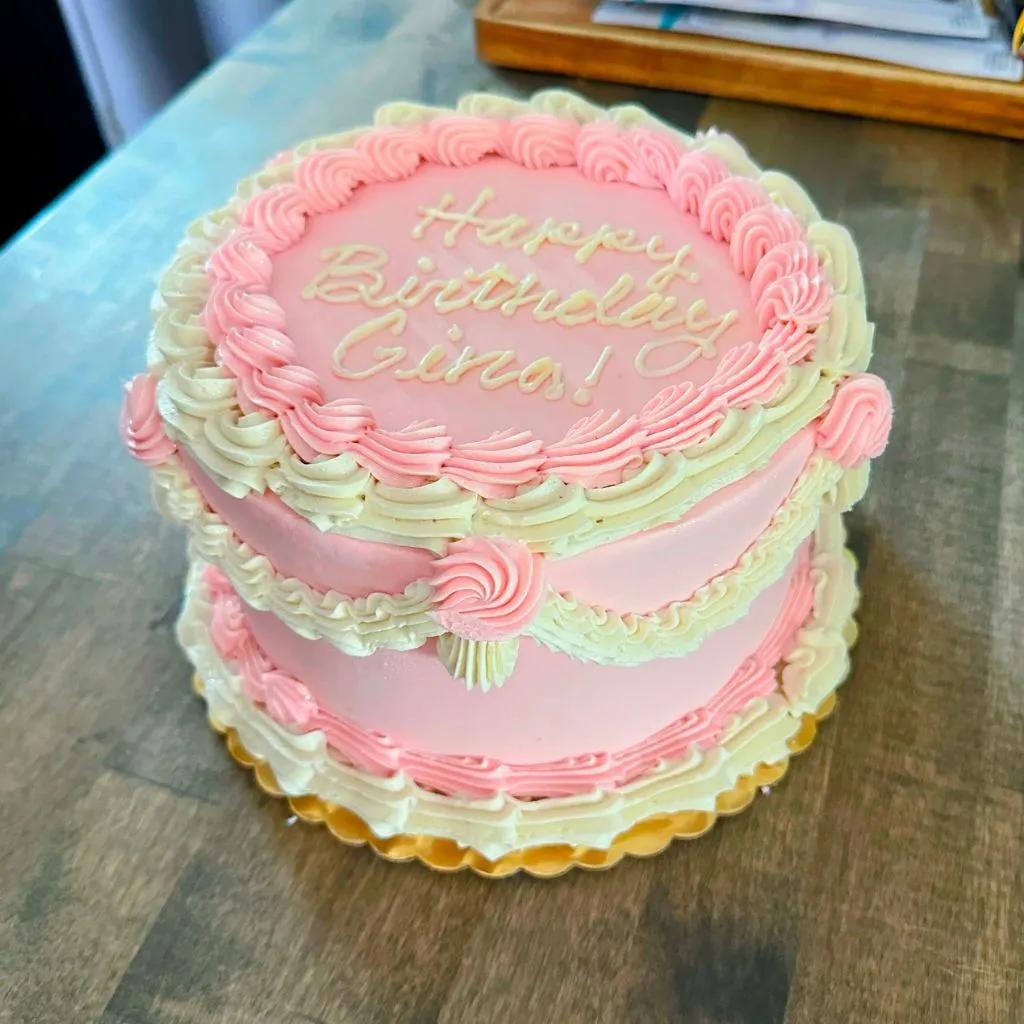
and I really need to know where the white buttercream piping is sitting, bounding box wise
[146,89,871,552]
[176,504,858,858]
[153,452,845,664]
[152,458,442,656]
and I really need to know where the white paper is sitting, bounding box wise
[627,1,992,39]
[593,2,1024,81]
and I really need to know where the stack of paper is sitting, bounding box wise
[593,1,1024,81]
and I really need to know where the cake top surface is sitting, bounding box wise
[266,157,761,444]
[139,91,876,551]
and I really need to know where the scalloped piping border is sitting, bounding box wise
[155,449,845,663]
[176,503,859,861]
[145,89,873,555]
[185,114,833,485]
[152,458,439,655]
[532,454,844,664]
[204,692,833,878]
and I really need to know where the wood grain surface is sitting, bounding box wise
[0,2,1021,1022]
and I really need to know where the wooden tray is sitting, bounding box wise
[475,0,1024,140]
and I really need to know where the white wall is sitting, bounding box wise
[56,0,285,146]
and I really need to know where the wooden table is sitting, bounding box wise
[1,2,1021,1021]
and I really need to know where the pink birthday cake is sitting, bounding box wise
[121,91,892,874]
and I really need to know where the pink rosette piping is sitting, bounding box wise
[629,128,687,188]
[503,114,579,168]
[755,271,832,332]
[639,382,726,453]
[730,205,806,279]
[203,282,287,343]
[760,320,816,365]
[206,232,274,289]
[423,115,503,167]
[202,564,234,600]
[351,420,451,487]
[429,536,546,642]
[263,671,319,729]
[817,373,893,468]
[239,184,311,253]
[209,586,250,659]
[216,326,295,383]
[195,119,834,488]
[354,126,424,181]
[575,123,658,187]
[239,363,324,416]
[542,410,646,487]
[444,429,545,499]
[280,398,374,461]
[293,148,375,213]
[750,239,821,304]
[708,342,788,409]
[699,177,770,243]
[667,151,730,216]
[120,373,177,465]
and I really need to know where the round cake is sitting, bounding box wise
[121,90,892,876]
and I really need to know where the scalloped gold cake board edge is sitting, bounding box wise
[194,675,839,879]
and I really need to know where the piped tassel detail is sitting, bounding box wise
[437,633,519,692]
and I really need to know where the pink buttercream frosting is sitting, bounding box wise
[202,546,812,798]
[355,126,424,181]
[699,177,769,243]
[351,421,451,487]
[217,325,295,373]
[294,148,374,212]
[240,363,323,417]
[502,114,579,168]
[120,373,176,465]
[639,383,725,453]
[629,128,688,188]
[750,239,821,304]
[755,271,833,332]
[429,536,546,642]
[542,410,646,487]
[194,114,833,495]
[444,429,545,499]
[709,342,788,409]
[205,232,274,289]
[424,115,504,166]
[262,671,319,728]
[239,184,311,252]
[730,206,805,279]
[667,150,729,215]
[817,373,893,468]
[281,397,374,461]
[203,282,287,342]
[576,122,657,187]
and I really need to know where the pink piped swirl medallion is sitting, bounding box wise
[429,536,547,642]
[120,373,176,465]
[817,373,893,468]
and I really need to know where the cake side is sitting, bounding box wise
[148,440,852,666]
[178,501,859,858]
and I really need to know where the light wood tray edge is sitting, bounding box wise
[475,0,1024,140]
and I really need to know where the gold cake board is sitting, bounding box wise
[195,675,837,878]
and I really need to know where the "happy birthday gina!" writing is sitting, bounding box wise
[300,187,739,405]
